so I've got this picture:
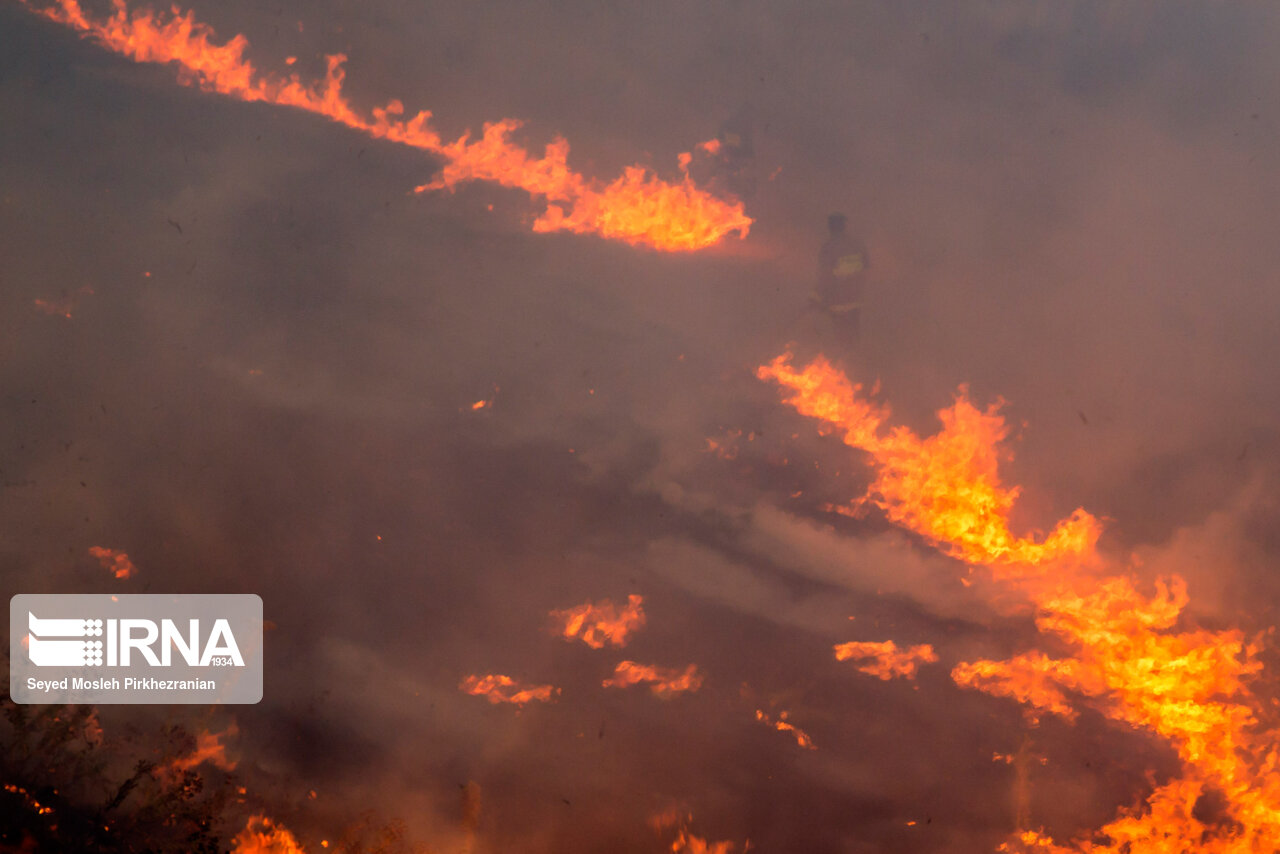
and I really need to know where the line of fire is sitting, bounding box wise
[5,1,1280,853]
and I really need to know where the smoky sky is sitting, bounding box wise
[5,1,1280,852]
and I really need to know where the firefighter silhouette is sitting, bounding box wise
[811,213,869,344]
[712,105,757,201]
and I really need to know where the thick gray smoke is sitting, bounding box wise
[4,1,1280,851]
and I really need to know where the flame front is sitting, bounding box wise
[551,594,646,649]
[760,351,1280,852]
[833,640,938,681]
[22,0,751,252]
[459,673,558,706]
[603,661,704,698]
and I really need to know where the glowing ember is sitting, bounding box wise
[23,0,751,251]
[754,709,816,750]
[33,286,93,318]
[459,673,558,706]
[550,594,646,649]
[231,815,308,854]
[833,640,937,681]
[88,545,136,579]
[762,351,1280,852]
[603,661,704,697]
[704,428,755,460]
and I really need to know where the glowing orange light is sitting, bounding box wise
[833,640,938,681]
[459,673,558,706]
[25,0,751,251]
[754,709,816,750]
[231,815,307,854]
[762,351,1280,852]
[166,722,239,777]
[551,594,645,649]
[603,661,703,697]
[88,546,136,579]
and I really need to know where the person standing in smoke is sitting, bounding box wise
[714,104,757,201]
[811,213,869,345]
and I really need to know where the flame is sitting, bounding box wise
[23,0,751,252]
[166,722,239,777]
[231,815,308,854]
[551,594,646,649]
[754,709,816,750]
[83,709,104,746]
[670,829,736,854]
[761,351,1280,852]
[603,661,704,697]
[650,810,739,854]
[833,640,938,681]
[88,545,136,579]
[756,353,1101,571]
[459,673,558,706]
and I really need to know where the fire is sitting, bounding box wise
[603,661,704,697]
[757,353,1100,571]
[165,723,239,777]
[231,815,308,854]
[650,809,739,854]
[551,594,646,649]
[754,709,816,750]
[670,829,736,854]
[88,545,136,579]
[761,351,1280,852]
[459,673,558,706]
[23,0,751,252]
[833,640,937,681]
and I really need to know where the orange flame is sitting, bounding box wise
[231,815,308,854]
[88,546,136,579]
[24,0,751,251]
[165,723,239,777]
[754,709,816,750]
[603,661,704,697]
[459,673,558,706]
[757,353,1101,571]
[551,594,646,649]
[650,809,739,854]
[761,351,1280,852]
[670,830,736,854]
[833,640,938,681]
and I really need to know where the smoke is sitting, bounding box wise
[5,1,1280,851]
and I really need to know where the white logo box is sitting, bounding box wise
[10,594,263,704]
